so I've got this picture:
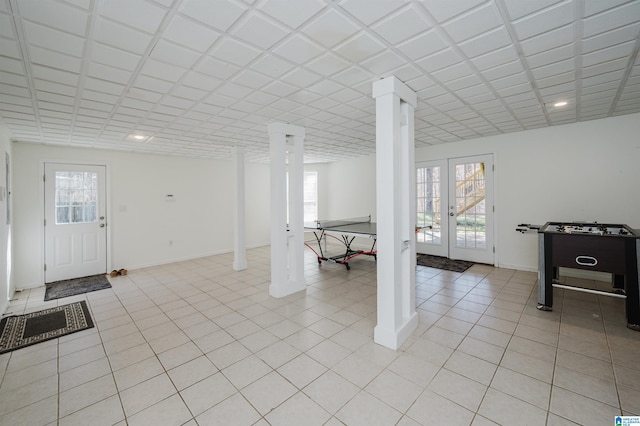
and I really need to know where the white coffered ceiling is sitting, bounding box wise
[1,0,639,163]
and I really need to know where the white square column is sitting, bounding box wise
[372,76,418,350]
[233,146,247,271]
[268,123,306,298]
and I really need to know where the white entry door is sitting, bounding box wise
[416,155,494,265]
[44,163,107,283]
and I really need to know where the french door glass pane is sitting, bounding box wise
[454,162,486,249]
[416,166,442,245]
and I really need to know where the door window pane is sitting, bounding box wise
[55,171,98,224]
[454,162,486,249]
[416,166,442,244]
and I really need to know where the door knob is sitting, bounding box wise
[449,213,454,216]
[100,223,105,228]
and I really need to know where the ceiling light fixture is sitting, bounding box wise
[133,135,145,140]
[553,101,568,107]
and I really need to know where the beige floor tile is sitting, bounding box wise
[119,374,177,417]
[332,353,384,388]
[553,365,619,407]
[387,352,440,387]
[59,394,125,426]
[256,340,301,369]
[478,388,547,426]
[59,357,112,392]
[457,336,505,364]
[126,394,192,426]
[265,392,331,426]
[167,355,218,391]
[0,358,57,392]
[445,351,498,385]
[303,370,360,414]
[113,356,165,391]
[490,366,551,409]
[59,374,118,418]
[406,389,474,425]
[107,342,154,371]
[196,392,261,426]
[336,390,402,426]
[221,354,272,389]
[0,374,58,415]
[365,370,423,412]
[549,386,620,426]
[206,341,251,370]
[428,368,487,412]
[0,394,58,426]
[180,372,237,416]
[306,339,352,368]
[277,353,327,389]
[241,371,298,415]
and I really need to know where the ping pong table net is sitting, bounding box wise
[313,216,372,229]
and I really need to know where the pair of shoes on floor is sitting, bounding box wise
[109,269,128,277]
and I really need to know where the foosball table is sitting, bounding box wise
[518,222,640,331]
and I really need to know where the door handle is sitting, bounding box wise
[449,212,455,216]
[99,223,105,228]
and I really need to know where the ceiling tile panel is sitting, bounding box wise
[470,45,520,71]
[210,37,262,67]
[22,20,85,57]
[372,6,430,45]
[420,0,485,23]
[162,15,220,53]
[258,0,325,29]
[249,54,296,78]
[397,30,448,60]
[301,9,360,48]
[100,0,167,34]
[512,2,574,41]
[582,41,635,67]
[334,32,387,63]
[442,3,502,43]
[28,46,82,73]
[94,17,153,55]
[519,25,574,57]
[502,0,564,20]
[416,48,463,72]
[16,0,89,35]
[272,34,324,64]
[458,26,512,59]
[179,0,247,32]
[583,1,640,37]
[231,12,290,50]
[2,0,640,162]
[149,39,201,68]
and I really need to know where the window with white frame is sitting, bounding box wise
[287,171,318,224]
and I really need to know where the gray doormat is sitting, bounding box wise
[45,274,111,301]
[0,301,94,354]
[417,254,474,273]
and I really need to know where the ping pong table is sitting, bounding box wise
[305,216,377,270]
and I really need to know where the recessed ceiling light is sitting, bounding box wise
[553,101,568,107]
[133,135,145,140]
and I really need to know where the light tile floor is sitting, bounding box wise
[1,246,639,425]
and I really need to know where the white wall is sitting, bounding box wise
[0,125,12,313]
[326,155,376,221]
[13,143,271,290]
[325,113,640,271]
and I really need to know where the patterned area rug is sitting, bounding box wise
[0,301,94,354]
[44,274,111,301]
[416,254,474,273]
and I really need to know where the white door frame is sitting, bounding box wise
[448,154,495,265]
[39,160,111,285]
[416,154,496,265]
[416,159,448,257]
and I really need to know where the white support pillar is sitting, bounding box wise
[268,123,306,298]
[233,146,247,271]
[372,76,418,350]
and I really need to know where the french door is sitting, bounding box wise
[44,163,107,282]
[416,154,494,264]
